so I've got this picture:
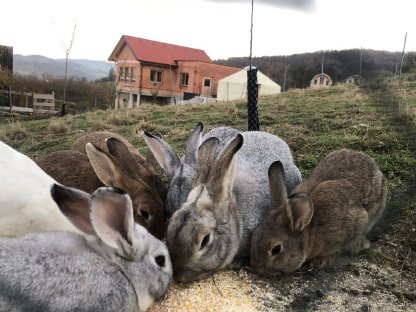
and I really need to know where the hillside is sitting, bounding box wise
[13,54,112,81]
[0,76,415,311]
[215,49,415,89]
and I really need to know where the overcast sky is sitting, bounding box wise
[1,0,414,62]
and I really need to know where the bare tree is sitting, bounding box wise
[62,23,76,116]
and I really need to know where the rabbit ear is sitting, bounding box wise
[183,122,204,168]
[50,184,95,235]
[145,132,163,171]
[208,134,243,198]
[106,137,149,176]
[285,194,314,233]
[142,131,181,181]
[193,137,219,186]
[86,143,125,187]
[268,161,288,212]
[89,187,135,258]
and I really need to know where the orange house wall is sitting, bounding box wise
[114,44,240,98]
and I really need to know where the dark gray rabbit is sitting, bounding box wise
[166,131,302,282]
[0,184,172,312]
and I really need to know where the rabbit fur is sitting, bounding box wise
[142,122,241,219]
[166,131,302,282]
[36,131,167,239]
[250,149,388,275]
[0,141,80,237]
[0,184,172,312]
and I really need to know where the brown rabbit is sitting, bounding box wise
[35,131,167,239]
[250,149,388,275]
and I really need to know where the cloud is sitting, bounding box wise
[202,0,316,12]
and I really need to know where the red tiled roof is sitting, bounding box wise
[110,35,212,66]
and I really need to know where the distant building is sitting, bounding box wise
[0,45,13,72]
[346,75,361,85]
[310,73,333,88]
[217,67,281,102]
[108,35,239,107]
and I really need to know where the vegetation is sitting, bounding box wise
[1,74,415,279]
[216,49,416,89]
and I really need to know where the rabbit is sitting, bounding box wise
[250,149,388,275]
[0,140,80,237]
[36,150,104,193]
[166,131,302,282]
[36,131,167,239]
[142,122,242,219]
[0,183,172,312]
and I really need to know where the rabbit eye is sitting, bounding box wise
[155,255,166,267]
[271,244,282,256]
[139,210,150,220]
[200,233,210,250]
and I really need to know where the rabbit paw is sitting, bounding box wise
[309,255,337,269]
[345,236,370,254]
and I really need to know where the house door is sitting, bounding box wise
[201,77,213,97]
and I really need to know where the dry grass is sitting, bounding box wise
[2,120,28,141]
[47,117,69,134]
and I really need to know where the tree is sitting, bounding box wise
[62,23,77,116]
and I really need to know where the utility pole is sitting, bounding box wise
[283,65,288,92]
[359,47,363,85]
[399,32,407,78]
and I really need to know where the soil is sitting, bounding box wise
[149,239,416,311]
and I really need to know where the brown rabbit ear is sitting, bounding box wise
[285,194,314,233]
[193,137,219,186]
[268,161,288,212]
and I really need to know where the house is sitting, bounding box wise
[108,35,240,107]
[346,75,361,85]
[217,67,281,102]
[310,73,333,88]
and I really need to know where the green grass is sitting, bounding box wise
[1,75,416,273]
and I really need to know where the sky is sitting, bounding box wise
[1,0,415,63]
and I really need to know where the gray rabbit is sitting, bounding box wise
[250,149,388,275]
[166,131,302,282]
[142,122,241,219]
[0,184,172,312]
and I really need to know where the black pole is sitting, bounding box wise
[247,0,259,131]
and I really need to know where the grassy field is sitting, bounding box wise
[1,74,415,310]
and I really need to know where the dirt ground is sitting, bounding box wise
[150,239,416,312]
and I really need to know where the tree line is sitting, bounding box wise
[215,49,416,89]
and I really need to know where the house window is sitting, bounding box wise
[150,70,163,83]
[119,67,124,81]
[180,73,189,86]
[131,68,136,82]
[125,67,130,82]
[204,78,211,87]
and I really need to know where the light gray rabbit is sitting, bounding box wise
[250,149,388,275]
[166,131,302,282]
[0,184,172,312]
[142,122,241,219]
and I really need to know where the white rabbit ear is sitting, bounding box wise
[89,187,135,258]
[193,137,219,186]
[51,184,95,235]
[268,161,288,212]
[142,131,181,181]
[184,121,204,168]
[285,194,314,233]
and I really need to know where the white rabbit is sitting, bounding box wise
[0,184,172,312]
[0,141,80,237]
